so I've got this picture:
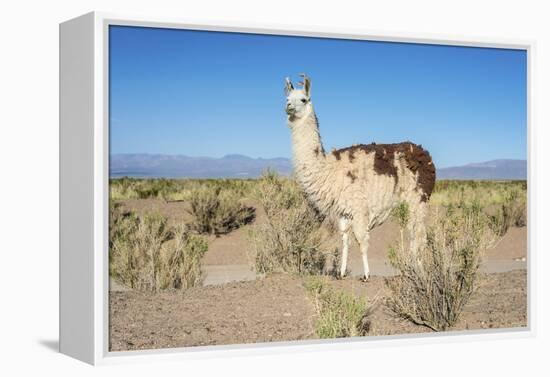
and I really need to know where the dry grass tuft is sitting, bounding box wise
[305,276,373,338]
[187,187,255,235]
[247,170,329,275]
[487,189,527,236]
[109,203,208,292]
[385,200,495,331]
[163,224,209,289]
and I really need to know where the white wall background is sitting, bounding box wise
[0,0,548,375]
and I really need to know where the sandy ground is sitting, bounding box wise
[110,270,527,351]
[110,274,315,350]
[109,198,528,352]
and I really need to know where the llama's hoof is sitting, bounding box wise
[359,275,370,283]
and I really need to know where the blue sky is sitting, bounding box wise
[109,26,526,168]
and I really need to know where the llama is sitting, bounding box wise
[284,74,436,280]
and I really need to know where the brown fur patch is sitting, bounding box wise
[346,170,357,183]
[313,146,324,157]
[332,142,436,202]
[332,148,341,160]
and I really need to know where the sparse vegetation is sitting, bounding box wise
[110,177,255,201]
[109,203,208,292]
[305,276,372,338]
[432,180,526,237]
[247,171,329,275]
[385,199,495,331]
[187,187,255,235]
[487,189,527,236]
[108,177,527,349]
[432,180,526,209]
[111,178,527,239]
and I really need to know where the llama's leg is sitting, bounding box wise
[352,222,371,281]
[359,233,371,281]
[339,217,351,278]
[407,201,427,254]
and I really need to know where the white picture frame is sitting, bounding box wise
[59,11,535,365]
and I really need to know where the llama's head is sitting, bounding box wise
[284,74,312,121]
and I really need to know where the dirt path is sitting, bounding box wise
[110,270,527,351]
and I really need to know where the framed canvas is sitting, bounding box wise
[59,11,534,365]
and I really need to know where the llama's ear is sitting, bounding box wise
[300,73,311,98]
[285,77,294,95]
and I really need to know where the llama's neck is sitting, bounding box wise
[289,108,327,183]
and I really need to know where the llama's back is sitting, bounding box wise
[323,142,435,224]
[331,141,435,201]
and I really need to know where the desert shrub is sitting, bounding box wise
[305,277,372,338]
[391,201,410,229]
[385,200,494,331]
[160,225,208,290]
[109,203,208,292]
[488,189,527,236]
[187,187,255,235]
[391,201,410,245]
[248,171,328,275]
[109,205,170,291]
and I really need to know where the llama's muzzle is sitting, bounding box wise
[285,103,295,115]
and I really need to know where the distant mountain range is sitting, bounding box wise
[437,159,526,180]
[110,154,293,178]
[110,154,526,180]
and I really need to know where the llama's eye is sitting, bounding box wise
[301,98,307,103]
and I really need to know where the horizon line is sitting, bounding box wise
[110,152,526,169]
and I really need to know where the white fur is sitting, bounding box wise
[338,218,351,277]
